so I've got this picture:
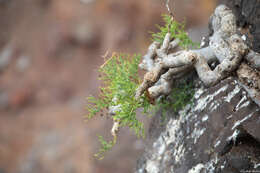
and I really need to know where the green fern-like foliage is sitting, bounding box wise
[151,14,199,49]
[94,136,114,160]
[86,53,152,159]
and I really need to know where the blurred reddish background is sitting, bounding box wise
[0,0,216,172]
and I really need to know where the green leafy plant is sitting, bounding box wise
[151,14,199,49]
[86,53,152,160]
[86,14,197,160]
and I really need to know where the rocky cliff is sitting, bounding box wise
[136,77,260,173]
[136,1,260,172]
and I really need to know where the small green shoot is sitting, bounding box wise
[150,14,199,49]
[94,136,114,160]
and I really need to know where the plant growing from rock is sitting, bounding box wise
[135,5,260,104]
[86,4,260,160]
[86,11,196,159]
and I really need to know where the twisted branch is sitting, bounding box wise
[136,5,260,107]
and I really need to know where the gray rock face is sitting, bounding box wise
[136,77,260,173]
[220,0,260,52]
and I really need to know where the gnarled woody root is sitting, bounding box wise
[136,5,260,107]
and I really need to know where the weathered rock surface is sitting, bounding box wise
[136,2,260,172]
[220,0,260,52]
[136,77,260,173]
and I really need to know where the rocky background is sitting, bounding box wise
[0,0,218,173]
[136,0,260,173]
